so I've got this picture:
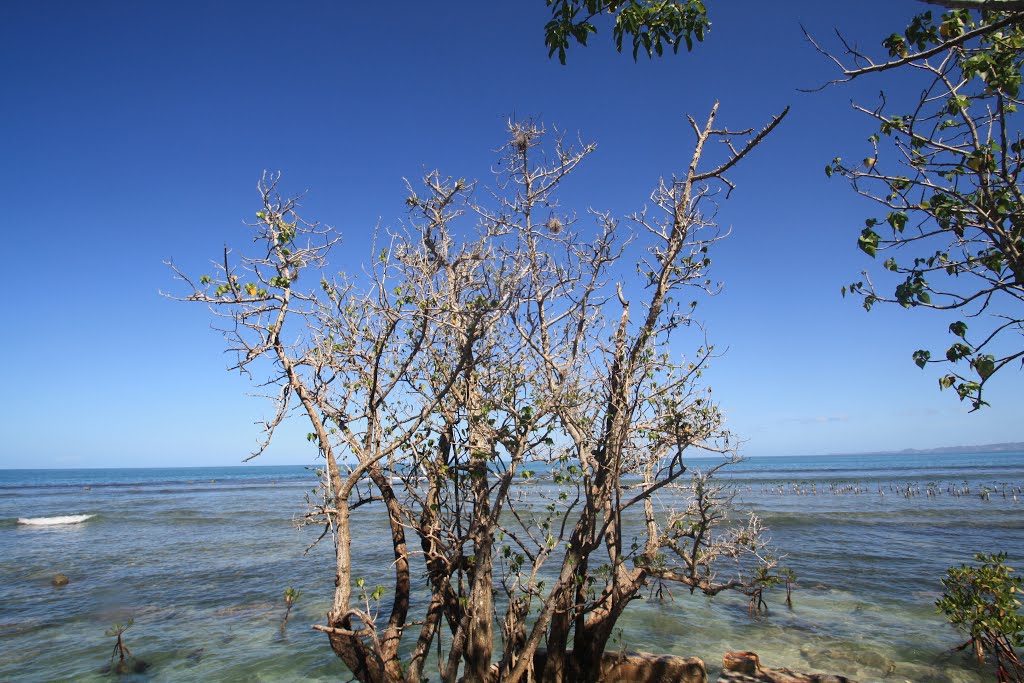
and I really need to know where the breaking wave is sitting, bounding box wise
[17,514,94,526]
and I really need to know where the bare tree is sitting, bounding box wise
[170,102,787,682]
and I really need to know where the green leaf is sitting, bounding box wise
[949,321,968,338]
[945,343,971,362]
[945,95,970,115]
[886,211,908,232]
[974,356,995,380]
[956,381,980,401]
[858,228,880,257]
[913,349,931,368]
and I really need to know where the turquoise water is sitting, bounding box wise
[1,453,1022,682]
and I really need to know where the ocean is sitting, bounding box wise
[1,452,1022,682]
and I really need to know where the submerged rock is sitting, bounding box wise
[882,659,979,683]
[719,651,858,683]
[51,573,70,588]
[104,658,150,675]
[799,645,894,673]
[214,602,275,617]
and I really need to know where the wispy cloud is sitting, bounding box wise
[782,415,850,425]
[895,407,944,418]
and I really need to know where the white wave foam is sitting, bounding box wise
[17,514,94,526]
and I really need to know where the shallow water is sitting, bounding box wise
[1,453,1021,682]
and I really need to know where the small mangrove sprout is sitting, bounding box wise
[936,553,1024,682]
[281,586,301,633]
[781,568,797,609]
[107,619,133,664]
[105,619,147,674]
[748,564,782,617]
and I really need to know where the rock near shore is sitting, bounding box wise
[719,651,858,683]
[530,649,708,682]
[525,649,856,683]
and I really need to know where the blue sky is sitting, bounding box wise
[2,1,1020,468]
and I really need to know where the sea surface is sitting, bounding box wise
[1,452,1022,682]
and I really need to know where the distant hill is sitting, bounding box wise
[889,442,1024,455]
[796,442,1024,458]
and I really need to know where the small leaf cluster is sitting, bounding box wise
[355,577,386,603]
[104,618,134,639]
[544,0,708,64]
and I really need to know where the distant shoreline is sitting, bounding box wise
[808,441,1024,458]
[2,443,1023,470]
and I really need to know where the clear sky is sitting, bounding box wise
[2,1,1020,468]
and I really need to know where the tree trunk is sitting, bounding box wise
[327,501,383,682]
[368,467,411,680]
[573,567,643,683]
[541,597,571,683]
[464,431,494,682]
[573,614,617,683]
